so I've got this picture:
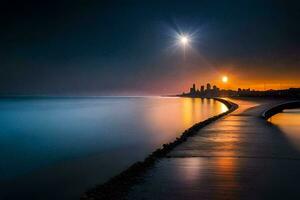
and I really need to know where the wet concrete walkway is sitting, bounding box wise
[128,98,300,200]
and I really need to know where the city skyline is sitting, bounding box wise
[0,0,299,95]
[180,82,300,98]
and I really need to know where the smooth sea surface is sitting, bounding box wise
[269,109,300,152]
[0,97,227,200]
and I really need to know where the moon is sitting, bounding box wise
[179,35,189,46]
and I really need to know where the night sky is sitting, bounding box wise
[1,0,299,95]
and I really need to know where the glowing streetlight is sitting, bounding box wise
[222,76,228,83]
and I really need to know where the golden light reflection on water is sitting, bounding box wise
[221,103,228,113]
[182,98,228,127]
[269,109,300,152]
[182,98,194,127]
[144,97,228,147]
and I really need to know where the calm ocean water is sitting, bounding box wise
[0,97,227,200]
[269,109,300,152]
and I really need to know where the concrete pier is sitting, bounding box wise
[128,98,300,200]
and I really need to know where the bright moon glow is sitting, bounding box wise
[179,35,189,46]
[222,76,228,83]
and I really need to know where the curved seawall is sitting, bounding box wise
[262,100,300,120]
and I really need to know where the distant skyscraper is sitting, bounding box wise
[212,85,219,97]
[206,83,211,91]
[190,83,196,94]
[200,85,204,93]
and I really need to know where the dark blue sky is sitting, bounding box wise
[0,0,299,95]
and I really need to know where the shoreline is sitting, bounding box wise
[81,98,238,200]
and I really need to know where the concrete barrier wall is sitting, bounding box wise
[262,101,300,120]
